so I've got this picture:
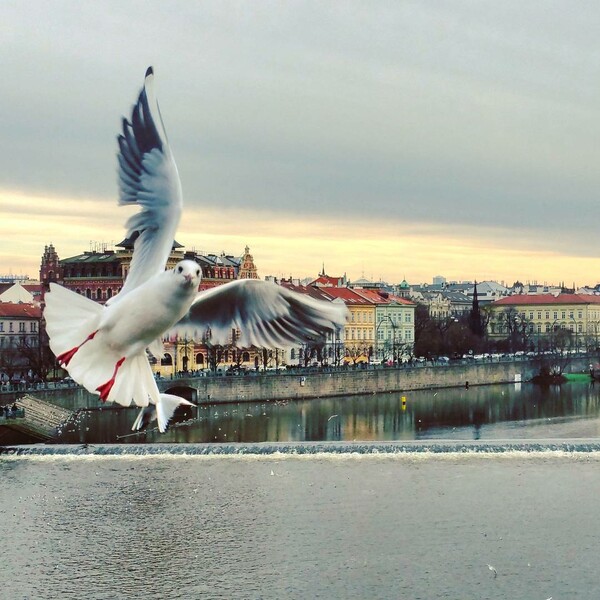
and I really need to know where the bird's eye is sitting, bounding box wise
[196,270,200,276]
[177,266,183,273]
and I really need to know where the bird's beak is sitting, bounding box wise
[184,274,193,284]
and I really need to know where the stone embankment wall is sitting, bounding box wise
[3,358,593,410]
[167,360,538,404]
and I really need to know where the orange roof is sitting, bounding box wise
[0,303,42,318]
[493,294,600,306]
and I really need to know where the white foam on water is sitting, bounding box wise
[4,441,600,463]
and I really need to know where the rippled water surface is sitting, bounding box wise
[2,453,600,599]
[54,381,600,444]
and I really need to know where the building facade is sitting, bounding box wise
[0,303,43,383]
[488,294,600,351]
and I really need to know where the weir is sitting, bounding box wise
[4,439,600,456]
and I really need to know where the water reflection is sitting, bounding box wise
[53,382,600,444]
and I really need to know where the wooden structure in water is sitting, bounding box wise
[0,395,72,443]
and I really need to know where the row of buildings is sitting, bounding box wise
[1,240,600,381]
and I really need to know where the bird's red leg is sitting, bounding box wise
[96,357,126,403]
[56,330,99,367]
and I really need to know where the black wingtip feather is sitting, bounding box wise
[145,66,154,78]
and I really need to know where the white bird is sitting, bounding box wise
[486,564,497,578]
[44,67,348,433]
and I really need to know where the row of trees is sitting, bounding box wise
[3,301,595,383]
[413,304,593,360]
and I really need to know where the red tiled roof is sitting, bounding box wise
[308,275,344,287]
[353,288,416,306]
[0,303,42,318]
[493,294,600,306]
[318,287,373,305]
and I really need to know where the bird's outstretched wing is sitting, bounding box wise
[170,280,348,348]
[115,66,182,299]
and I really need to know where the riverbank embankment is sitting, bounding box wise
[1,356,595,412]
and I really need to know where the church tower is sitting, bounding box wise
[238,245,259,279]
[39,243,63,297]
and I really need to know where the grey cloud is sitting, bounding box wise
[2,1,600,255]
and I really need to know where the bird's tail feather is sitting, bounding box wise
[132,394,195,433]
[45,283,103,360]
[45,283,160,407]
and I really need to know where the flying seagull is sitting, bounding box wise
[44,67,348,433]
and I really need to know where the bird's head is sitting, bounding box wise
[173,260,202,290]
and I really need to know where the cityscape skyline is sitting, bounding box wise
[2,3,600,285]
[1,209,595,291]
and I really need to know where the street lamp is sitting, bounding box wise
[376,315,397,364]
[569,315,578,353]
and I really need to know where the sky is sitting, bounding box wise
[2,1,600,287]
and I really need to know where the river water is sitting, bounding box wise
[3,382,600,599]
[2,452,600,599]
[54,381,600,444]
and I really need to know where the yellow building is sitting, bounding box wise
[488,294,600,351]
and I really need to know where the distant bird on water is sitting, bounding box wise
[44,67,348,433]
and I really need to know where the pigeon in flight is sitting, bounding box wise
[44,67,348,432]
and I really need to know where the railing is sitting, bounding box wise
[1,350,595,393]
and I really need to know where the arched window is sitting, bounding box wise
[195,353,204,365]
[96,288,103,300]
[161,353,173,366]
[86,289,91,299]
[107,288,113,299]
[242,351,250,362]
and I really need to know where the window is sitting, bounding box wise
[19,322,25,332]
[0,323,3,332]
[546,311,550,319]
[9,322,13,332]
[537,312,542,320]
[561,311,566,319]
[30,322,37,332]
[553,311,558,320]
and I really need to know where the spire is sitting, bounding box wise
[469,280,484,337]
